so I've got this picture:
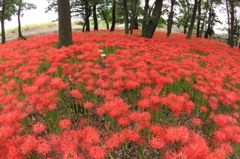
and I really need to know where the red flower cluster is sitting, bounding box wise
[0,30,239,158]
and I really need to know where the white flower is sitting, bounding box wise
[101,54,106,57]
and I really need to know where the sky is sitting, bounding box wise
[4,0,240,34]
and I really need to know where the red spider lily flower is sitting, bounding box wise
[200,106,208,112]
[89,146,107,159]
[124,79,140,90]
[112,80,125,91]
[70,89,83,99]
[50,77,68,89]
[150,137,166,149]
[33,74,51,87]
[138,98,151,109]
[79,118,88,126]
[33,122,46,134]
[37,138,51,156]
[47,66,58,74]
[20,135,37,154]
[181,134,209,158]
[165,126,190,143]
[129,112,151,129]
[122,129,142,144]
[82,126,100,145]
[192,118,202,126]
[140,86,152,98]
[83,102,94,109]
[211,114,237,127]
[105,132,125,150]
[232,112,239,119]
[22,85,38,94]
[59,119,72,130]
[96,97,130,118]
[117,116,130,126]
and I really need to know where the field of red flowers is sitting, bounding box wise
[0,30,239,159]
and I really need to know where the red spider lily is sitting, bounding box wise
[59,119,72,130]
[33,122,46,134]
[70,89,83,99]
[0,30,239,158]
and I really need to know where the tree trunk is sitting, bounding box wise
[196,0,201,37]
[130,0,138,34]
[101,10,109,30]
[229,1,234,47]
[199,0,209,38]
[235,23,239,46]
[142,0,164,38]
[142,0,149,34]
[1,0,6,44]
[204,1,213,39]
[183,0,190,34]
[57,0,73,48]
[82,3,91,32]
[110,0,116,31]
[85,2,90,32]
[167,0,175,37]
[226,0,231,45]
[204,10,212,39]
[186,0,198,39]
[93,3,98,30]
[133,17,139,29]
[18,1,26,40]
[82,21,86,32]
[123,0,129,34]
[200,21,205,37]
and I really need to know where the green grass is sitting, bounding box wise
[101,46,122,56]
[194,50,209,56]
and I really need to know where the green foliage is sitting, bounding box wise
[101,46,122,55]
[158,17,166,28]
[0,0,17,21]
[16,0,36,16]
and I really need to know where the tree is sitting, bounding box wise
[123,0,129,34]
[235,19,240,47]
[199,0,209,37]
[1,0,6,44]
[186,0,198,39]
[196,0,202,37]
[16,0,36,40]
[129,0,140,34]
[142,0,149,34]
[57,0,73,47]
[229,0,234,47]
[204,0,214,39]
[93,1,98,30]
[101,9,109,30]
[0,0,16,44]
[110,0,116,31]
[142,0,164,38]
[227,0,240,47]
[167,0,176,36]
[176,0,191,34]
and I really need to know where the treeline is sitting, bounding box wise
[1,0,239,48]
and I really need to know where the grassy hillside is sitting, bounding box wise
[0,30,239,159]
